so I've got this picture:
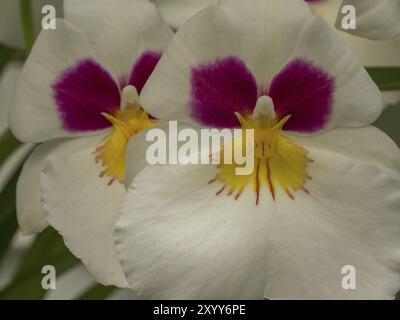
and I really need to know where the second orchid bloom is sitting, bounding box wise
[11,0,173,287]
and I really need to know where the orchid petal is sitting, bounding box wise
[17,140,68,235]
[41,133,128,287]
[64,0,173,81]
[116,126,400,299]
[9,20,102,142]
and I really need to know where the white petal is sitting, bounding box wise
[140,0,312,124]
[288,15,383,132]
[116,164,272,299]
[0,144,34,193]
[64,0,173,79]
[41,133,128,287]
[262,126,400,299]
[116,126,400,299]
[336,0,400,42]
[17,141,67,235]
[10,19,99,142]
[290,126,400,173]
[151,0,218,30]
[0,63,38,228]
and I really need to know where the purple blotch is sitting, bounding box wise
[269,59,334,133]
[53,59,120,132]
[129,51,162,94]
[191,57,258,128]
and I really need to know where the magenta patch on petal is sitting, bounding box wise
[53,59,120,132]
[191,57,258,128]
[129,51,162,94]
[269,59,334,133]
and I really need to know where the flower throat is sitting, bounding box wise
[210,96,312,204]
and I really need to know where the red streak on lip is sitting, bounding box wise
[216,186,226,196]
[255,162,260,206]
[266,160,275,201]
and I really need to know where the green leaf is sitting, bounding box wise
[0,44,17,74]
[0,168,21,265]
[0,131,22,169]
[0,227,79,300]
[374,101,400,147]
[19,0,36,56]
[78,284,116,300]
[0,42,24,73]
[366,67,400,91]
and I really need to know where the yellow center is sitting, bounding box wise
[210,106,312,204]
[95,98,154,185]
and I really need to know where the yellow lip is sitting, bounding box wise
[95,106,154,185]
[210,113,312,204]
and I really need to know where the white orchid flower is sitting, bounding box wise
[10,0,173,287]
[336,0,400,43]
[115,0,400,299]
[0,0,63,49]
